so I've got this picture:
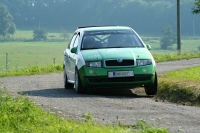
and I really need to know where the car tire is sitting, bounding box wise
[144,72,157,95]
[64,69,74,89]
[75,68,87,94]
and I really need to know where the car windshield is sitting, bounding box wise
[81,30,144,50]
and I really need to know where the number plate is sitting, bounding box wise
[108,71,134,78]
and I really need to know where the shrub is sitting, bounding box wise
[33,29,47,41]
[160,26,176,50]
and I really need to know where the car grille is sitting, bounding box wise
[88,76,151,83]
[105,59,134,67]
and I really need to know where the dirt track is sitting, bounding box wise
[1,58,200,133]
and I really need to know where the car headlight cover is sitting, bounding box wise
[86,61,102,67]
[137,59,152,66]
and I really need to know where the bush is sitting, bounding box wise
[160,26,176,50]
[33,29,47,41]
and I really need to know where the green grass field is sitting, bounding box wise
[0,30,71,72]
[144,39,200,53]
[10,29,69,40]
[0,30,200,72]
[0,41,67,72]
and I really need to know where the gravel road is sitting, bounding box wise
[1,58,200,133]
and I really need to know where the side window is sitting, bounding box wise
[73,34,80,48]
[68,34,77,49]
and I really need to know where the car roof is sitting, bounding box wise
[77,26,132,32]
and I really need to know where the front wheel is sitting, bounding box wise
[75,68,87,94]
[144,72,158,95]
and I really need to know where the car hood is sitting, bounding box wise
[81,48,153,61]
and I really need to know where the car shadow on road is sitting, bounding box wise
[19,87,153,99]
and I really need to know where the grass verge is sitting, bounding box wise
[0,64,63,77]
[0,86,168,133]
[156,65,200,106]
[153,52,200,62]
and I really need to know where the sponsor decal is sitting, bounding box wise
[142,69,147,72]
[89,70,98,76]
[89,70,93,74]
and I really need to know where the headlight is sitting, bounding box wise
[137,59,152,66]
[86,61,102,67]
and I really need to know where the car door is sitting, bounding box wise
[64,33,78,82]
[70,33,80,81]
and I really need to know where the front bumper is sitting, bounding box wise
[78,65,156,88]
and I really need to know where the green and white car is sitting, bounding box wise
[63,26,157,95]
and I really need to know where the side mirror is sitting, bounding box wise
[146,44,151,50]
[71,47,77,53]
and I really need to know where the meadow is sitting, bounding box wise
[0,41,67,71]
[0,30,200,72]
[0,30,69,72]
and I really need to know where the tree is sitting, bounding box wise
[0,3,16,37]
[160,27,176,50]
[192,0,200,14]
[33,29,47,41]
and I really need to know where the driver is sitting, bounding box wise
[83,36,95,48]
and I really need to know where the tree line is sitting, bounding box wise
[0,0,200,36]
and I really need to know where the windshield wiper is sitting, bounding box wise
[108,46,123,48]
[82,47,98,50]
